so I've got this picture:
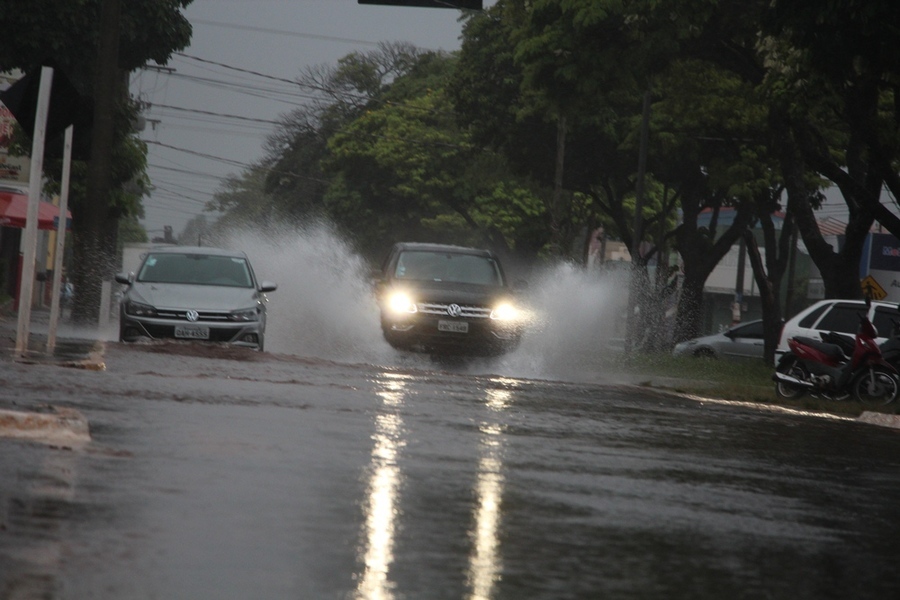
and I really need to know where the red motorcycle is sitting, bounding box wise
[774,311,900,405]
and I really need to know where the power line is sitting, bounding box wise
[191,18,383,47]
[148,103,283,126]
[145,140,255,169]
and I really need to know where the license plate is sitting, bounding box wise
[438,320,468,333]
[175,326,210,340]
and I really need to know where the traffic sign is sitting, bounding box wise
[861,275,887,300]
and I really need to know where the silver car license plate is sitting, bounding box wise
[438,320,468,333]
[175,326,210,340]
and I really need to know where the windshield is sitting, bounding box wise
[394,251,502,286]
[137,253,253,288]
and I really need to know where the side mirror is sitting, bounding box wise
[114,272,133,285]
[259,281,277,293]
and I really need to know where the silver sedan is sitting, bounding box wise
[115,246,277,351]
[673,319,765,360]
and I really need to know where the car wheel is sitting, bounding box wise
[118,308,128,343]
[693,347,716,359]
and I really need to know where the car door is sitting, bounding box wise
[722,320,765,359]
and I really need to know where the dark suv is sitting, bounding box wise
[375,243,526,355]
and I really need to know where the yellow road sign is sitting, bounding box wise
[861,275,887,300]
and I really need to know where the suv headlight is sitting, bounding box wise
[230,308,259,322]
[387,291,418,314]
[125,301,157,317]
[490,302,519,321]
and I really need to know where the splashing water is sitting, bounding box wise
[493,263,630,381]
[222,223,394,363]
[220,224,630,380]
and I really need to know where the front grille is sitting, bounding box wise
[417,302,491,319]
[155,309,231,322]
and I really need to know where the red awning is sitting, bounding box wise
[0,189,71,230]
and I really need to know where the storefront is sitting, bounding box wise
[0,185,71,308]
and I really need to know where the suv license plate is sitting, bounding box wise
[438,320,468,333]
[175,326,210,340]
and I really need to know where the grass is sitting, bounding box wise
[612,353,899,418]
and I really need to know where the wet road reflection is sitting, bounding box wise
[356,373,410,599]
[4,344,900,599]
[467,382,512,600]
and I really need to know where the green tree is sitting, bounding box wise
[0,0,192,322]
[759,0,900,299]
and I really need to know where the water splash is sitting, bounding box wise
[494,263,630,380]
[222,222,394,363]
[218,224,630,379]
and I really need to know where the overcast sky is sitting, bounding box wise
[131,0,493,237]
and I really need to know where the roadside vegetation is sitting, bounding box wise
[616,354,899,418]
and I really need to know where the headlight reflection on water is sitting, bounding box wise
[355,373,409,600]
[467,383,513,600]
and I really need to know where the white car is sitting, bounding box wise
[116,246,277,351]
[673,319,766,360]
[776,299,900,360]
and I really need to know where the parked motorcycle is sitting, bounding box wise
[774,312,900,405]
[819,318,900,374]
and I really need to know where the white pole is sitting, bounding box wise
[47,125,73,351]
[15,66,53,357]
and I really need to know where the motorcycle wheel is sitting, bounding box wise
[775,359,808,400]
[853,367,900,406]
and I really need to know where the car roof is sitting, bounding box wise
[391,242,495,257]
[143,246,248,259]
[805,298,896,309]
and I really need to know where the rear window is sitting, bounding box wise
[732,321,764,338]
[816,304,868,334]
[874,306,900,337]
[798,303,830,328]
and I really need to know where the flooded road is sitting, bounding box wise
[3,339,900,599]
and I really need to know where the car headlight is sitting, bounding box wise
[125,301,157,317]
[387,291,418,314]
[490,302,518,321]
[229,308,259,322]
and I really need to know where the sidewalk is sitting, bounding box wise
[0,305,106,369]
[0,305,101,445]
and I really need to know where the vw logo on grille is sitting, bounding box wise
[446,304,462,318]
[186,310,200,322]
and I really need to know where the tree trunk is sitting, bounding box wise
[743,227,782,366]
[674,272,705,343]
[72,0,120,325]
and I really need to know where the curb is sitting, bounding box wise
[14,340,107,371]
[857,411,900,430]
[11,340,106,371]
[0,407,91,445]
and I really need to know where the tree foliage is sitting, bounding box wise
[0,0,193,322]
[207,0,900,359]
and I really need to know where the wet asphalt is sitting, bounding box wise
[2,312,900,599]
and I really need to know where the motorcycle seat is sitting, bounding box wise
[793,336,846,360]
